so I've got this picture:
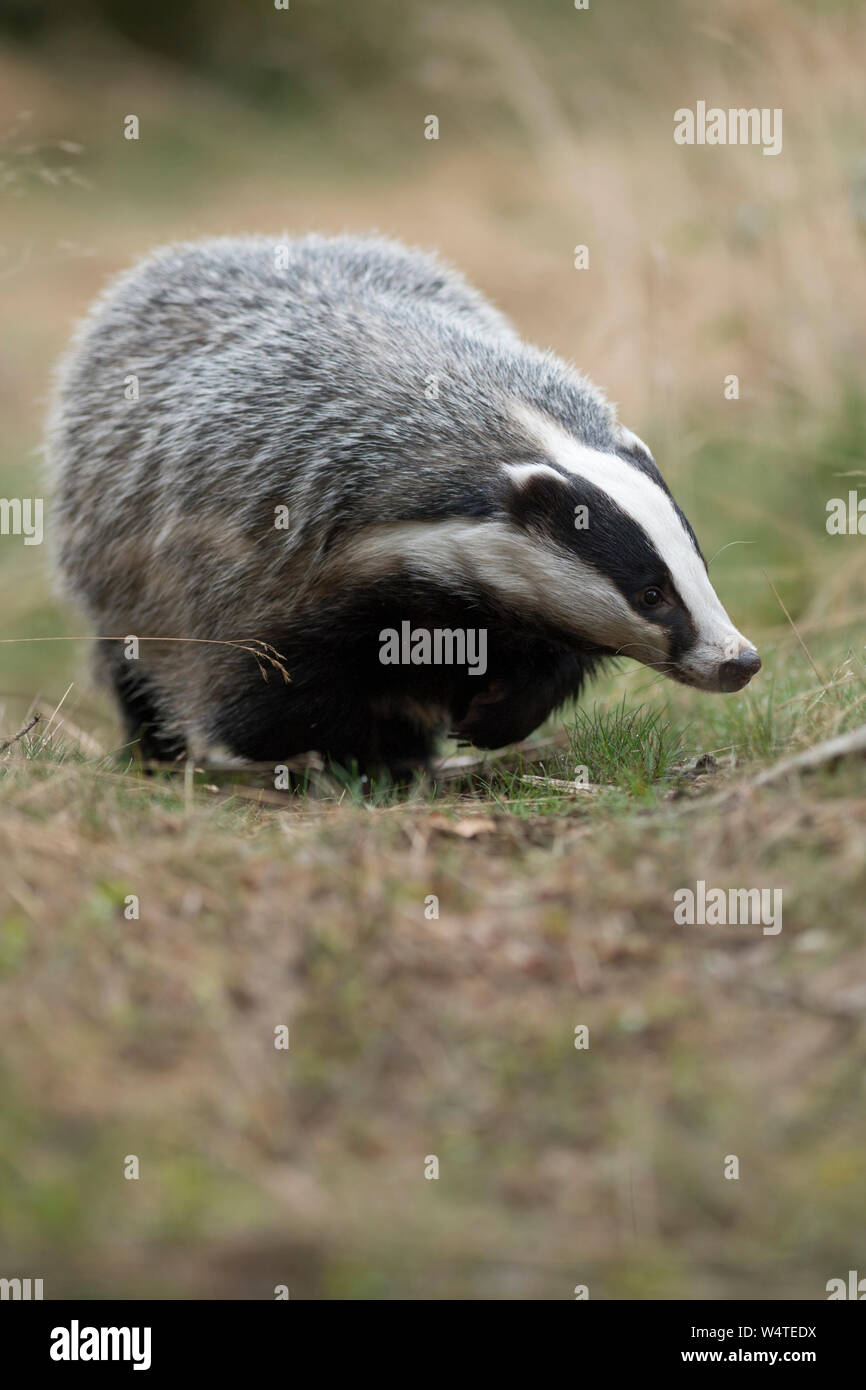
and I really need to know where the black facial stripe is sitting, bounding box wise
[647,576,698,662]
[506,465,671,602]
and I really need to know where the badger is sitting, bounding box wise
[48,233,760,773]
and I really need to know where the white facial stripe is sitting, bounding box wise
[515,403,748,654]
[328,518,669,662]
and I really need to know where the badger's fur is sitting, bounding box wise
[48,233,760,771]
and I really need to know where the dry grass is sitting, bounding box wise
[1,702,865,1298]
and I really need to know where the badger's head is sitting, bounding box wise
[502,405,760,693]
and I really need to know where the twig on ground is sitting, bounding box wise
[519,775,610,794]
[751,723,866,787]
[0,712,41,753]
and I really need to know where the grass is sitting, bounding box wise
[565,701,688,793]
[1,645,865,1298]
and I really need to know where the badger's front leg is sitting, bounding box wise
[453,649,591,750]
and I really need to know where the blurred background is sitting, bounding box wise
[1,0,866,1301]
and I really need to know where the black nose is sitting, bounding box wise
[718,649,762,692]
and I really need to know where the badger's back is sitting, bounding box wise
[50,232,614,614]
[52,232,520,560]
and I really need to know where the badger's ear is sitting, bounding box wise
[502,462,571,528]
[616,424,656,469]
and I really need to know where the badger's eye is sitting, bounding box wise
[642,587,663,608]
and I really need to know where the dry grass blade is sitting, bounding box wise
[0,634,292,684]
[763,570,827,690]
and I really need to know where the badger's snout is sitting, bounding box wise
[717,647,762,692]
[666,637,762,693]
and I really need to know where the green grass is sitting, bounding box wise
[564,700,687,793]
